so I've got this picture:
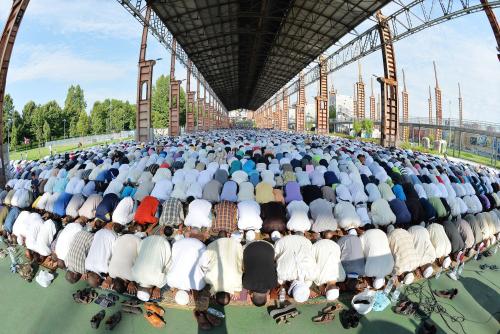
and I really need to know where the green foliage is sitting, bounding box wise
[151,75,187,129]
[329,105,336,120]
[64,85,87,137]
[2,94,15,142]
[43,121,51,143]
[353,119,362,136]
[21,101,38,140]
[75,110,91,136]
[361,119,374,135]
[90,99,135,135]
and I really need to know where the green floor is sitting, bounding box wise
[0,250,498,334]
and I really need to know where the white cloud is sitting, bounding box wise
[9,44,130,83]
[22,0,139,40]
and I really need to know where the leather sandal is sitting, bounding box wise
[105,311,122,330]
[122,305,143,315]
[144,311,165,328]
[312,312,335,323]
[433,289,458,299]
[144,302,165,316]
[321,303,342,314]
[194,310,212,331]
[90,310,105,329]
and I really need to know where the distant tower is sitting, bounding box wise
[377,93,381,121]
[353,83,357,119]
[355,60,365,119]
[329,83,336,118]
[401,69,409,142]
[428,86,433,124]
[433,61,443,140]
[370,77,376,121]
[458,83,463,127]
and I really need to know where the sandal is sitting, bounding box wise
[321,303,342,314]
[105,311,122,330]
[122,305,143,315]
[144,302,164,317]
[394,300,416,316]
[312,312,335,323]
[144,311,165,328]
[194,311,212,331]
[433,289,458,299]
[90,310,106,329]
[122,299,142,307]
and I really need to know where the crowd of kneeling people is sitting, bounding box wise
[1,130,499,328]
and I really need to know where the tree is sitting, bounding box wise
[75,110,91,136]
[63,85,87,137]
[37,100,64,138]
[43,121,51,143]
[353,119,362,137]
[329,105,336,120]
[10,123,19,150]
[90,100,109,134]
[2,94,15,142]
[362,119,374,136]
[151,75,170,129]
[21,101,37,140]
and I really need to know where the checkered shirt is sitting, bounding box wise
[65,230,94,274]
[211,201,238,234]
[159,198,184,227]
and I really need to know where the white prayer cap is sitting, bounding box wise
[245,230,256,241]
[326,288,339,301]
[403,272,414,285]
[231,231,243,241]
[137,290,150,302]
[289,281,309,303]
[175,290,190,305]
[423,266,434,278]
[387,224,395,234]
[348,229,358,236]
[373,278,385,290]
[271,231,281,242]
[442,256,451,269]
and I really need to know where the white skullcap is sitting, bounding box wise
[423,266,434,278]
[373,278,385,290]
[387,224,395,234]
[326,288,339,301]
[442,256,452,269]
[175,290,190,305]
[348,229,358,236]
[403,272,414,285]
[245,230,256,241]
[137,290,150,302]
[231,231,243,241]
[289,281,309,303]
[271,231,281,241]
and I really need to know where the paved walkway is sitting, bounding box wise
[0,249,498,334]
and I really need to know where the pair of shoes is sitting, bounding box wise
[340,309,360,329]
[194,310,223,330]
[433,288,458,299]
[479,264,497,271]
[394,300,417,316]
[144,302,166,328]
[418,320,437,334]
[270,304,300,324]
[73,288,97,304]
[312,303,343,323]
[90,310,122,330]
[94,294,116,308]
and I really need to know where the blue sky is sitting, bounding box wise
[1,0,499,122]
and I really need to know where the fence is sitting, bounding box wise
[44,130,135,148]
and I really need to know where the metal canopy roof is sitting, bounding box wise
[150,0,390,111]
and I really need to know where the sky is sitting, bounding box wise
[1,0,499,122]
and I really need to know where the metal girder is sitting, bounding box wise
[315,55,329,135]
[480,0,500,60]
[0,0,30,187]
[377,11,399,147]
[264,0,500,106]
[186,60,195,133]
[296,72,305,132]
[117,0,227,113]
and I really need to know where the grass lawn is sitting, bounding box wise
[9,137,133,161]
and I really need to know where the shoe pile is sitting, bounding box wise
[90,310,122,330]
[121,299,143,315]
[393,300,419,316]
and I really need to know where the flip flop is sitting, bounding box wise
[312,312,335,323]
[144,311,165,328]
[194,311,212,331]
[90,310,105,329]
[121,305,143,315]
[144,302,165,317]
[104,311,121,331]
